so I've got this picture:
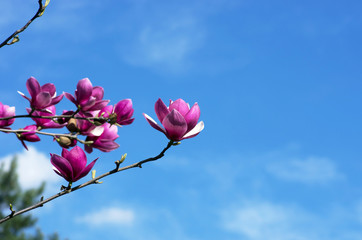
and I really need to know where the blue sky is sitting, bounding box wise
[1,0,362,239]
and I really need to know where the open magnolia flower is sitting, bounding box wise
[65,78,109,113]
[50,146,98,183]
[143,98,204,141]
[98,99,135,126]
[84,123,119,153]
[18,77,63,111]
[0,102,15,128]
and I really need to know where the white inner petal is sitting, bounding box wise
[144,113,158,124]
[90,126,104,136]
[183,121,204,138]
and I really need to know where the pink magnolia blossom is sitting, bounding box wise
[50,146,98,183]
[99,99,134,126]
[143,98,204,141]
[65,78,109,113]
[18,77,63,111]
[0,102,15,128]
[84,123,119,153]
[17,125,41,150]
[27,106,65,129]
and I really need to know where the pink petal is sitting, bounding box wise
[4,106,15,118]
[41,83,56,96]
[76,78,93,103]
[24,134,40,142]
[169,99,189,116]
[26,77,41,99]
[64,92,77,105]
[118,118,135,125]
[80,96,96,110]
[84,144,93,154]
[162,110,187,141]
[100,124,118,140]
[75,158,98,181]
[184,103,200,131]
[50,154,73,181]
[67,146,87,178]
[143,113,166,133]
[155,98,170,123]
[20,140,29,150]
[85,100,110,112]
[91,86,104,100]
[95,139,119,152]
[35,92,52,109]
[51,94,63,105]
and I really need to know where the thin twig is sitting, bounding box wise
[0,140,175,224]
[0,114,107,122]
[0,128,88,144]
[0,0,50,48]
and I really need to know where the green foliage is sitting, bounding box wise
[0,158,63,240]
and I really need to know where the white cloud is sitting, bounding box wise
[222,201,317,240]
[76,206,135,226]
[0,146,60,192]
[267,156,342,184]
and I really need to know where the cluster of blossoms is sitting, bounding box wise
[0,77,204,185]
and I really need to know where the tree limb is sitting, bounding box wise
[0,0,50,49]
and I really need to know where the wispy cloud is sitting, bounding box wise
[222,201,312,240]
[73,205,194,240]
[76,206,135,226]
[121,16,205,73]
[267,156,342,184]
[0,146,60,192]
[221,200,362,240]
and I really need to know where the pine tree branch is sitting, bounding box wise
[0,140,175,224]
[0,0,50,49]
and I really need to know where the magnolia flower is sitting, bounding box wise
[50,146,98,183]
[65,78,109,113]
[0,102,15,128]
[27,105,64,129]
[17,125,41,150]
[99,99,134,126]
[143,98,204,141]
[18,77,63,111]
[84,123,119,153]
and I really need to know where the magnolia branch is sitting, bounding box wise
[0,114,107,123]
[0,128,90,145]
[0,0,50,48]
[0,140,176,224]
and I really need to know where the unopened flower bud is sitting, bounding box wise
[67,118,78,132]
[55,136,76,148]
